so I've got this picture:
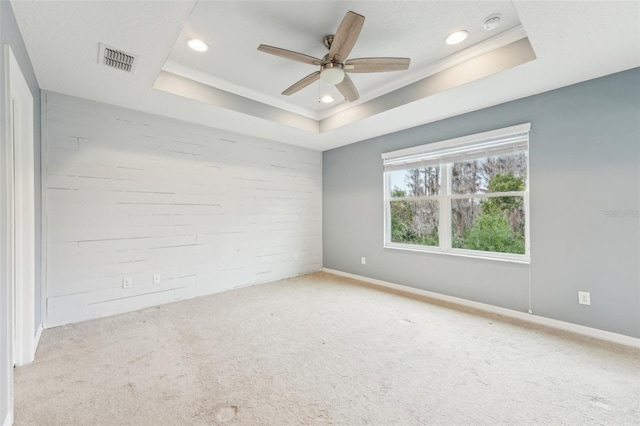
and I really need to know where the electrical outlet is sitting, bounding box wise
[122,277,132,289]
[361,257,366,265]
[153,274,161,284]
[578,291,591,305]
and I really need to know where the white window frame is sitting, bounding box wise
[382,123,530,263]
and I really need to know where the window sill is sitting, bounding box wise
[384,243,530,265]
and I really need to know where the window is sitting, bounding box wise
[383,124,530,262]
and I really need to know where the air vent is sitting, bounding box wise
[98,43,137,73]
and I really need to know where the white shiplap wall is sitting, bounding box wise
[43,92,322,327]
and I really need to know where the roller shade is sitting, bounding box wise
[382,123,530,172]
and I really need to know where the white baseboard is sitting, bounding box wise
[2,412,14,426]
[322,268,640,349]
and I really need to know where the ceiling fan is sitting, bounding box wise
[257,11,411,102]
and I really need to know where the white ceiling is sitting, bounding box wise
[167,1,522,116]
[10,1,640,151]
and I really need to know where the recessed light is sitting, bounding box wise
[445,30,468,45]
[483,14,502,31]
[187,38,208,52]
[320,95,334,103]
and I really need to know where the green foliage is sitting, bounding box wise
[389,172,526,254]
[461,172,526,255]
[482,172,525,215]
[487,171,525,192]
[463,213,525,254]
[390,200,415,242]
[389,190,439,246]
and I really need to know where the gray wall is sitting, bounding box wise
[323,68,640,338]
[43,92,321,327]
[0,0,41,423]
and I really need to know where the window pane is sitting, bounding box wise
[388,167,440,198]
[452,152,527,195]
[390,199,439,246]
[452,196,525,255]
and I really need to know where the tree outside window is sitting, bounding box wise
[383,125,529,261]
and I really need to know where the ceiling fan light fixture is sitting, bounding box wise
[445,30,468,45]
[187,38,208,52]
[320,64,345,85]
[320,95,335,103]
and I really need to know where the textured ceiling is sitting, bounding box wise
[10,1,640,151]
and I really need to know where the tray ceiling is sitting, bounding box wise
[10,1,640,151]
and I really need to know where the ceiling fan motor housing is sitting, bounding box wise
[322,35,334,50]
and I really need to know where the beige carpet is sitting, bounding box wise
[14,272,640,425]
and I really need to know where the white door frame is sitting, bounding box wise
[5,45,36,368]
[1,48,16,426]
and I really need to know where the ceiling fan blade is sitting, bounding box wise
[258,45,322,66]
[282,71,321,96]
[328,11,365,62]
[336,74,360,102]
[345,57,411,73]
